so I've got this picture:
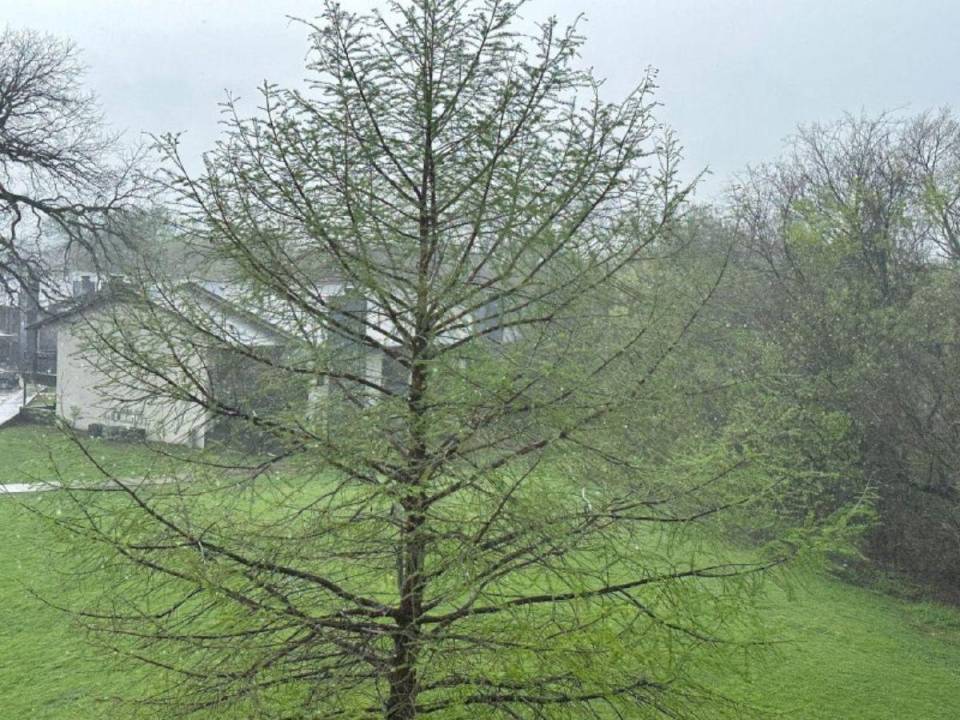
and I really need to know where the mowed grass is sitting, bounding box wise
[721,575,960,718]
[0,423,176,718]
[0,422,181,486]
[0,497,147,719]
[2,424,960,718]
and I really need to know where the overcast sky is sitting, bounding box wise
[7,0,960,198]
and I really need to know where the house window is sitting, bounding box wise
[381,354,409,396]
[328,293,367,378]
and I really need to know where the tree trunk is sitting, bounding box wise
[386,496,426,718]
[385,626,420,719]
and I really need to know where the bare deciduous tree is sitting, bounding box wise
[0,27,140,295]
[902,108,960,261]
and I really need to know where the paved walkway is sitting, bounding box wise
[1,482,60,494]
[1,476,183,495]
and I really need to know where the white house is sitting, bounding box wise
[33,269,510,448]
[35,283,290,448]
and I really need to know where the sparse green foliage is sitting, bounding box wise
[38,2,801,719]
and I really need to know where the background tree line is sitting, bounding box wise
[720,111,960,596]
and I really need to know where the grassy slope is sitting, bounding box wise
[725,575,960,718]
[2,425,960,719]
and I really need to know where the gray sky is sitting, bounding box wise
[8,0,960,198]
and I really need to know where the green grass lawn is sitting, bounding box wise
[3,424,960,718]
[0,422,183,486]
[720,575,960,718]
[0,423,175,718]
[1,495,141,719]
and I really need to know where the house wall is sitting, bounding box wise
[56,322,209,448]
